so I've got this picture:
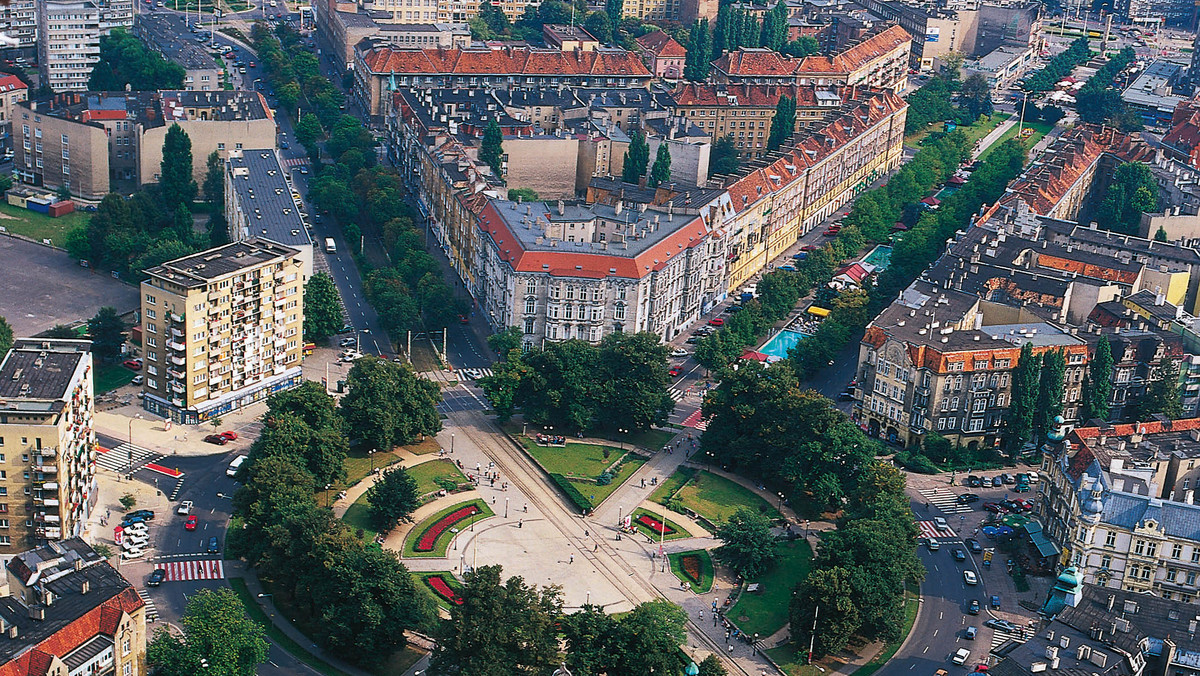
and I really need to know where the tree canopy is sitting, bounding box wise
[622,132,650,183]
[340,357,442,451]
[1096,162,1159,235]
[147,588,269,676]
[304,272,344,343]
[87,307,125,362]
[89,28,185,91]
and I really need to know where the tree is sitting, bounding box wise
[488,326,524,359]
[791,566,861,656]
[1033,348,1066,444]
[584,11,612,43]
[684,19,712,81]
[959,73,993,120]
[207,210,230,246]
[366,466,420,529]
[87,307,124,361]
[710,134,740,175]
[698,655,728,676]
[0,316,11,356]
[1003,343,1039,456]
[43,324,79,339]
[507,187,539,202]
[160,124,198,212]
[147,588,269,676]
[714,507,777,578]
[481,119,505,177]
[89,28,185,91]
[649,142,672,188]
[1137,358,1184,420]
[594,332,675,431]
[605,0,624,43]
[295,113,323,148]
[1096,162,1159,235]
[304,272,343,343]
[340,357,442,451]
[429,566,562,676]
[781,35,819,57]
[767,95,796,151]
[203,151,224,205]
[607,600,689,674]
[622,131,650,183]
[1080,335,1113,423]
[759,0,788,50]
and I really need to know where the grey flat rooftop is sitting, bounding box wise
[984,322,1082,347]
[145,239,299,288]
[490,199,697,259]
[227,150,311,248]
[0,340,87,403]
[136,13,218,71]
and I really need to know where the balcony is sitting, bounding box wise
[170,354,186,366]
[169,312,184,323]
[167,340,186,352]
[35,447,56,459]
[42,482,59,491]
[172,398,184,407]
[170,381,185,393]
[167,368,185,380]
[36,527,62,538]
[34,497,59,507]
[35,463,58,474]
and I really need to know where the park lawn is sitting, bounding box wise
[765,645,826,676]
[95,362,136,394]
[567,455,645,507]
[416,571,465,612]
[729,539,813,638]
[228,578,352,676]
[630,507,692,541]
[402,437,442,455]
[408,459,467,495]
[851,583,920,676]
[668,549,714,593]
[402,499,494,557]
[649,466,696,504]
[960,113,1011,145]
[340,492,378,543]
[519,437,624,478]
[316,448,404,506]
[978,119,1056,161]
[0,202,89,248]
[676,471,780,525]
[624,428,675,452]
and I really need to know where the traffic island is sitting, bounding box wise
[402,499,493,557]
[667,549,714,593]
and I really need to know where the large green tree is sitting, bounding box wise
[767,95,796,151]
[1003,343,1040,456]
[710,134,741,175]
[649,143,672,188]
[366,466,420,529]
[89,28,185,91]
[0,316,12,356]
[759,0,788,50]
[959,73,994,120]
[684,19,712,81]
[1080,334,1113,423]
[147,588,269,676]
[1096,162,1159,235]
[304,272,344,343]
[481,119,505,177]
[160,124,198,212]
[622,131,650,183]
[791,566,861,655]
[340,357,442,451]
[714,507,778,578]
[1033,348,1066,443]
[1137,357,1184,420]
[87,306,124,361]
[594,332,675,430]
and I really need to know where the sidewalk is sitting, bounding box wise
[972,117,1018,160]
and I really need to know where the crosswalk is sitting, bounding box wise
[682,409,709,431]
[97,443,161,474]
[458,368,493,381]
[168,478,185,502]
[283,157,309,168]
[137,589,159,622]
[668,387,686,402]
[161,559,226,582]
[916,519,956,540]
[918,487,975,515]
[991,627,1026,651]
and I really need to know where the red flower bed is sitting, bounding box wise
[426,575,464,605]
[637,514,676,536]
[416,505,480,552]
[680,554,703,584]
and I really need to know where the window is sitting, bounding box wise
[1100,554,1111,569]
[968,418,984,432]
[526,280,536,296]
[1188,571,1197,586]
[523,318,534,334]
[615,304,626,320]
[972,398,986,413]
[1134,540,1146,556]
[122,639,131,656]
[1105,531,1117,548]
[1168,568,1179,582]
[1147,542,1159,558]
[1193,548,1200,564]
[1174,543,1183,560]
[524,299,535,314]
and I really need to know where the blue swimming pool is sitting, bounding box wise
[759,329,809,359]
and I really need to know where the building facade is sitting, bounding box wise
[0,339,96,551]
[312,0,469,71]
[140,240,305,424]
[36,0,100,93]
[0,74,28,153]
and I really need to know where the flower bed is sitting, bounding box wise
[637,513,677,536]
[415,505,480,552]
[425,575,463,605]
[680,554,703,584]
[667,549,714,593]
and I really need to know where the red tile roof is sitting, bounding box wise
[359,45,652,78]
[0,74,27,93]
[711,25,910,78]
[1164,99,1200,167]
[636,31,687,58]
[0,587,144,676]
[671,83,841,107]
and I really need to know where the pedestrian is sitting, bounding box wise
[584,530,589,538]
[523,502,528,513]
[594,543,599,552]
[699,611,705,620]
[518,519,523,528]
[569,553,574,564]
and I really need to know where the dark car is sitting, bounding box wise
[985,618,1017,632]
[207,536,220,554]
[147,569,166,587]
[837,391,855,401]
[952,549,967,561]
[965,538,983,553]
[957,493,980,504]
[991,476,1004,487]
[204,434,229,445]
[967,599,980,615]
[990,595,1001,608]
[982,502,1007,514]
[966,475,982,487]
[124,509,155,521]
[120,516,146,529]
[686,336,700,344]
[800,244,819,252]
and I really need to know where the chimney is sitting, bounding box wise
[80,579,89,595]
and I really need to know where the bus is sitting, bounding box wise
[325,238,336,254]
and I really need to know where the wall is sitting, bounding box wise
[137,118,276,188]
[502,136,580,199]
[645,136,710,188]
[13,111,110,200]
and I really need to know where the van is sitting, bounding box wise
[227,455,248,477]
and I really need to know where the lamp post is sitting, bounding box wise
[778,492,786,511]
[505,497,509,518]
[451,433,455,454]
[617,428,628,451]
[369,448,377,473]
[127,414,142,474]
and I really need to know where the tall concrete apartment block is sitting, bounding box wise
[0,0,39,52]
[0,339,96,551]
[96,0,132,31]
[36,0,101,93]
[140,239,305,424]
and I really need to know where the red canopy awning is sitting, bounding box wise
[740,349,770,362]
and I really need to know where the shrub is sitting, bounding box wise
[550,473,593,512]
[596,472,613,486]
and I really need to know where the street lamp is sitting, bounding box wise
[127,414,142,474]
[617,428,628,451]
[778,492,785,510]
[369,448,377,473]
[451,433,455,454]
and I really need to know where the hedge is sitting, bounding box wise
[550,473,593,513]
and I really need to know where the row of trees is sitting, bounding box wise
[89,28,185,92]
[1023,36,1091,92]
[480,330,676,432]
[683,3,819,81]
[1076,47,1140,131]
[1094,161,1159,235]
[253,22,344,132]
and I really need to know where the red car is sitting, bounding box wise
[800,244,819,252]
[458,314,469,324]
[708,318,725,327]
[122,359,142,370]
[203,434,228,445]
[185,515,198,531]
[219,431,238,441]
[982,502,1007,514]
[668,367,681,377]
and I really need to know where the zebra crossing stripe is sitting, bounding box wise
[918,488,974,515]
[163,559,225,582]
[990,629,1024,650]
[137,589,159,621]
[916,520,956,540]
[97,443,161,474]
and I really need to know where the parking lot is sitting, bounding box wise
[0,235,139,336]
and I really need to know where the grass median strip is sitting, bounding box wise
[228,578,349,676]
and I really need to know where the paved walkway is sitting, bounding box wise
[330,448,447,519]
[972,117,1018,160]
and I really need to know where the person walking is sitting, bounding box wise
[569,553,574,564]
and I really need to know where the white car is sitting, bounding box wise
[963,570,978,585]
[122,522,148,534]
[670,348,689,357]
[131,375,144,385]
[120,548,145,560]
[123,533,149,547]
[934,516,949,530]
[176,500,194,515]
[952,648,971,665]
[339,338,357,347]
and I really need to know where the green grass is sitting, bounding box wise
[850,582,920,676]
[408,459,468,496]
[416,571,464,612]
[228,578,351,676]
[403,437,443,455]
[95,362,136,394]
[978,119,1056,161]
[649,466,696,504]
[675,470,780,525]
[316,448,405,506]
[728,539,813,638]
[568,455,645,507]
[630,508,692,541]
[668,549,714,593]
[906,113,1011,149]
[623,428,676,452]
[340,492,378,543]
[519,437,625,477]
[765,645,825,676]
[0,202,89,247]
[402,499,494,557]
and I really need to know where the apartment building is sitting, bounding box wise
[134,13,220,92]
[0,0,39,52]
[312,0,469,71]
[0,339,95,551]
[0,539,146,676]
[225,149,314,280]
[140,239,305,424]
[36,0,100,93]
[362,0,534,23]
[635,31,686,80]
[622,0,681,23]
[670,83,849,158]
[14,90,274,200]
[0,74,28,154]
[709,24,911,93]
[95,0,132,31]
[352,43,653,118]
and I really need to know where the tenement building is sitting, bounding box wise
[224,149,314,279]
[140,240,305,424]
[0,340,95,550]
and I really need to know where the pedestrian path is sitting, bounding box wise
[682,409,709,431]
[96,443,160,474]
[161,559,225,582]
[919,487,974,515]
[283,157,309,167]
[137,589,159,622]
[916,519,957,540]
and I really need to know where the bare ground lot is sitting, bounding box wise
[0,236,139,336]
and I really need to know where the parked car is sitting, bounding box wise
[990,595,1001,608]
[708,318,725,327]
[957,493,980,504]
[131,375,144,385]
[685,336,700,344]
[219,430,238,441]
[952,648,971,665]
[965,538,983,553]
[963,570,978,585]
[985,618,1018,632]
[1002,473,1016,484]
[120,519,147,532]
[668,367,681,377]
[837,391,855,401]
[185,515,198,531]
[339,337,357,347]
[121,548,145,560]
[670,348,689,357]
[1014,483,1031,493]
[800,244,819,252]
[207,536,220,554]
[982,502,1007,514]
[125,510,155,521]
[147,569,166,586]
[177,501,194,515]
[122,359,142,370]
[992,476,1004,487]
[952,548,967,561]
[967,599,980,614]
[204,434,229,445]
[966,475,982,487]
